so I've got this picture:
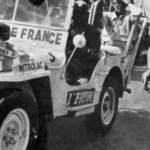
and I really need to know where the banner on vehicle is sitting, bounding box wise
[12,61,45,74]
[0,40,19,58]
[9,25,68,50]
[66,89,95,107]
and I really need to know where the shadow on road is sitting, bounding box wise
[47,110,150,150]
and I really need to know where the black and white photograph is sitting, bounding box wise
[0,0,150,150]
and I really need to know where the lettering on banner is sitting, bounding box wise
[10,27,63,45]
[66,89,95,107]
[0,47,17,57]
[13,61,44,74]
[11,27,18,37]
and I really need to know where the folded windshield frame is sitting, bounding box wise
[0,0,74,30]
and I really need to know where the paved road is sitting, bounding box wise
[46,110,150,150]
[120,69,150,111]
[46,70,150,150]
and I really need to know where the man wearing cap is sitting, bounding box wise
[100,0,141,55]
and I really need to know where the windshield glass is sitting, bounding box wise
[0,0,16,20]
[0,0,70,28]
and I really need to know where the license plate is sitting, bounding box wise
[66,89,95,107]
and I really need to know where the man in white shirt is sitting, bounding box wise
[100,0,141,55]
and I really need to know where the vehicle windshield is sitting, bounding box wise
[0,0,70,28]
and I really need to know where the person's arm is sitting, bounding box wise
[122,0,141,18]
[128,3,141,17]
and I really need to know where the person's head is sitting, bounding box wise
[6,0,15,8]
[82,0,90,5]
[74,0,88,14]
[130,0,134,4]
[112,0,127,15]
[0,0,15,18]
[59,0,69,8]
[0,0,15,8]
[103,0,111,7]
[72,0,88,28]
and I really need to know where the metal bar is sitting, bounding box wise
[125,17,148,73]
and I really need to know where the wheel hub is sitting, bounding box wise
[0,109,30,150]
[3,124,22,148]
[103,97,110,112]
[101,88,115,125]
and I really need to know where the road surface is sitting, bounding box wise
[46,70,150,150]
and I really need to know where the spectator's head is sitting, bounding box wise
[112,0,127,15]
[6,0,15,8]
[130,0,134,4]
[0,0,15,19]
[103,0,111,7]
[103,0,114,12]
[0,0,15,9]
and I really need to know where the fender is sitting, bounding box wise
[0,76,53,118]
[0,81,36,103]
[93,56,124,97]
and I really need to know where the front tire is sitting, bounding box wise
[0,90,38,150]
[85,77,119,135]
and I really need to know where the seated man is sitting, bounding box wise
[100,0,141,55]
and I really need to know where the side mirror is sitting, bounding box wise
[73,34,86,48]
[28,0,45,6]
